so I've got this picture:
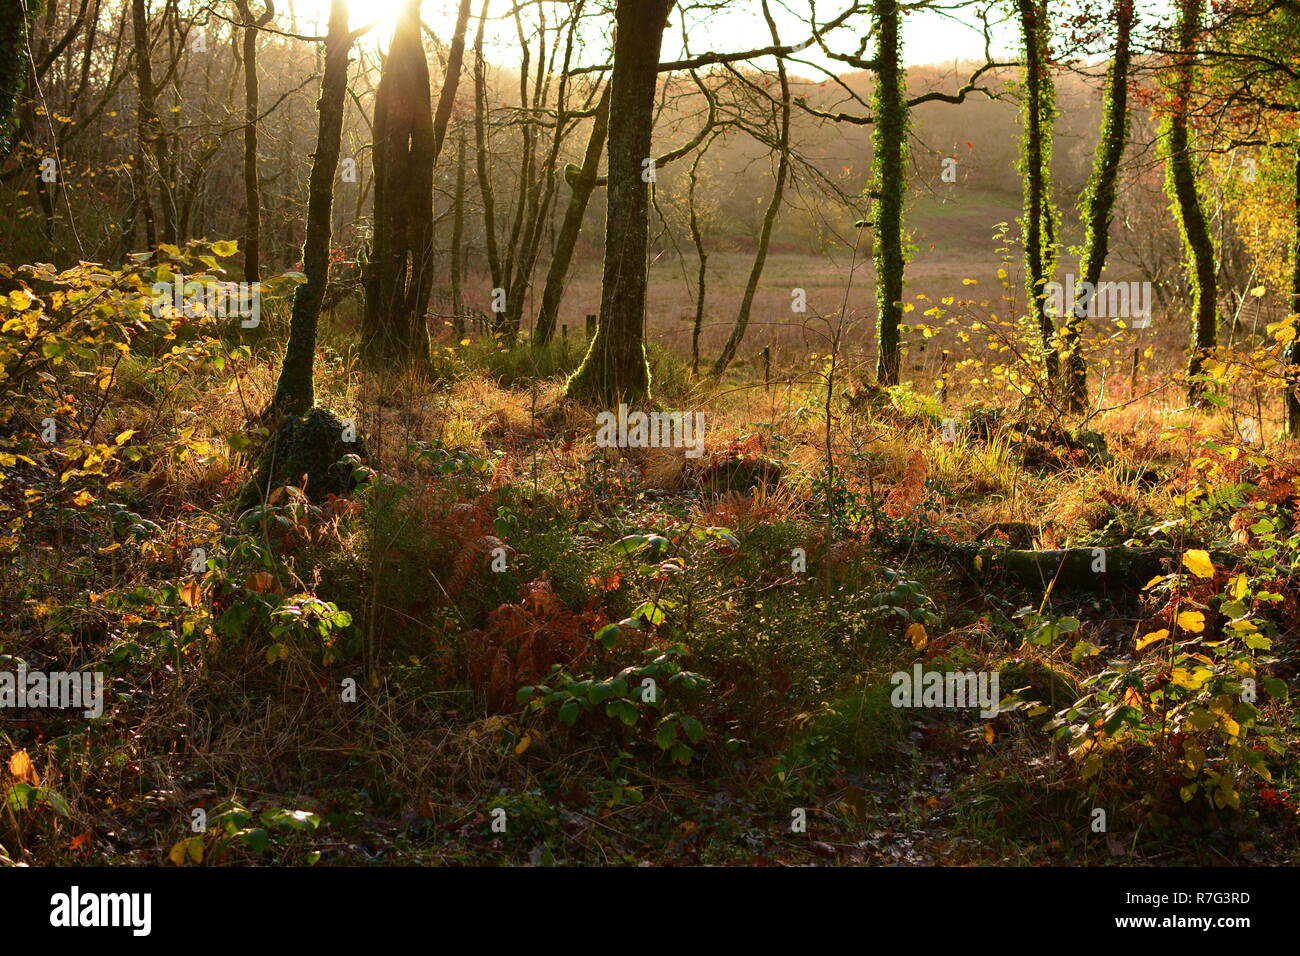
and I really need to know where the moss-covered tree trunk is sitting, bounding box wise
[534,84,611,349]
[362,0,434,367]
[272,0,350,415]
[564,0,675,405]
[1287,138,1300,435]
[1065,0,1132,412]
[0,1,36,153]
[1017,0,1058,383]
[1163,0,1218,400]
[872,0,907,386]
[235,0,273,284]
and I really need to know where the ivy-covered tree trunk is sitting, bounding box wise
[1017,0,1058,383]
[272,0,350,415]
[1065,0,1133,411]
[564,0,675,406]
[872,0,907,386]
[1163,0,1218,400]
[0,1,36,153]
[362,0,434,367]
[534,84,611,349]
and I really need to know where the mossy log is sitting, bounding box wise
[972,545,1237,591]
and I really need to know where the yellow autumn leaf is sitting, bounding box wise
[9,750,39,785]
[1171,666,1212,690]
[1182,549,1215,579]
[1176,610,1205,633]
[906,622,928,650]
[71,490,94,507]
[211,239,239,257]
[1136,629,1169,651]
[1231,574,1248,600]
[7,288,33,311]
[514,734,531,756]
[984,724,995,744]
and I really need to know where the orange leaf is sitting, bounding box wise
[8,750,39,785]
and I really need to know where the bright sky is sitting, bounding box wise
[284,0,1028,69]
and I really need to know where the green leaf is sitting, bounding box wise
[679,715,705,743]
[606,699,638,726]
[236,827,270,853]
[613,534,649,555]
[632,601,667,626]
[595,622,622,649]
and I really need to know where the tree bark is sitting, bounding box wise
[431,0,472,163]
[534,83,611,349]
[1065,0,1132,412]
[1287,138,1300,434]
[1017,0,1058,383]
[131,0,176,246]
[451,131,467,341]
[471,0,502,321]
[712,2,789,378]
[272,0,351,415]
[362,0,435,367]
[1164,0,1218,400]
[235,0,274,284]
[871,0,907,386]
[564,0,674,405]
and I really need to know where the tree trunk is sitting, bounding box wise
[471,0,502,323]
[131,0,176,246]
[451,131,467,342]
[362,0,434,367]
[564,0,674,405]
[236,0,274,284]
[1164,0,1218,400]
[533,83,610,349]
[712,2,789,378]
[872,0,907,386]
[272,0,351,415]
[1065,0,1132,412]
[688,137,710,376]
[0,3,35,152]
[1017,0,1058,383]
[1287,138,1300,434]
[431,0,472,163]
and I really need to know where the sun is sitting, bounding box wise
[293,0,461,49]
